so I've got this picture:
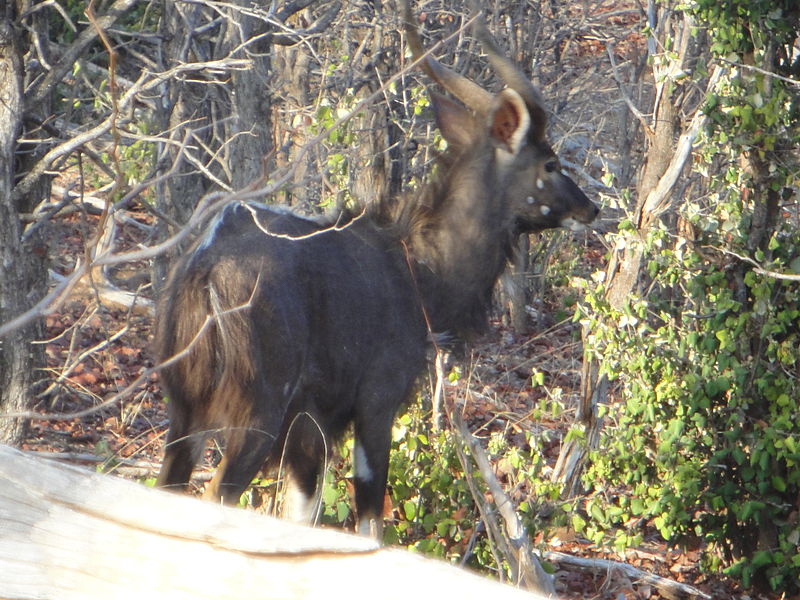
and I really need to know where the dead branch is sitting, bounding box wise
[23,0,138,108]
[12,56,251,204]
[450,407,556,597]
[271,1,342,46]
[547,551,712,599]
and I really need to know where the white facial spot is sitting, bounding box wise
[540,205,551,216]
[536,178,545,190]
[561,217,587,232]
[354,442,373,482]
[560,169,568,176]
[526,196,536,205]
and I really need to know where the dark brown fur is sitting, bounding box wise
[155,3,598,536]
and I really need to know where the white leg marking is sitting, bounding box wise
[357,516,383,540]
[353,442,373,483]
[281,473,319,525]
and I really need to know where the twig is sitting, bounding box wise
[717,57,800,87]
[707,245,800,282]
[25,0,138,107]
[39,322,129,399]
[13,56,251,204]
[271,1,342,46]
[605,42,653,137]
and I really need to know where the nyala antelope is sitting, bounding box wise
[155,0,598,537]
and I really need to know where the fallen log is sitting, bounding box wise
[0,445,544,600]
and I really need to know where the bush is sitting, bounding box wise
[579,0,800,590]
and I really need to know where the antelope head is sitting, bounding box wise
[402,0,599,235]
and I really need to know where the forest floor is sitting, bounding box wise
[17,205,778,600]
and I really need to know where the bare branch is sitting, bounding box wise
[3,312,212,422]
[0,261,88,340]
[12,57,251,204]
[547,552,712,599]
[275,0,318,22]
[19,1,77,32]
[605,42,653,137]
[718,56,800,86]
[451,408,556,596]
[24,0,138,107]
[710,246,800,282]
[271,1,342,46]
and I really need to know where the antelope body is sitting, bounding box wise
[155,1,598,537]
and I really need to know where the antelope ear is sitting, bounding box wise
[488,88,530,156]
[430,92,477,149]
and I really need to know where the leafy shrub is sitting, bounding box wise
[579,0,800,590]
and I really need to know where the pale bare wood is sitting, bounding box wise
[0,446,546,600]
[546,551,711,599]
[451,410,557,597]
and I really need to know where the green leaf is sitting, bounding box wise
[772,476,787,493]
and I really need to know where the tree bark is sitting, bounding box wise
[0,2,50,445]
[0,6,29,445]
[553,3,708,495]
[151,1,218,290]
[152,0,281,292]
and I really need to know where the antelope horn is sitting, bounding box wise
[402,0,492,114]
[467,0,549,135]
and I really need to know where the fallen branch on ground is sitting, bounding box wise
[546,551,712,599]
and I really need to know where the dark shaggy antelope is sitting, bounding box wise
[155,1,598,537]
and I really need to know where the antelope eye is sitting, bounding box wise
[544,160,558,173]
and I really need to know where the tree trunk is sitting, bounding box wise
[0,8,29,445]
[151,1,217,291]
[221,7,274,191]
[553,3,702,495]
[153,0,277,292]
[273,39,315,207]
[0,2,50,445]
[501,236,531,333]
[347,3,404,208]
